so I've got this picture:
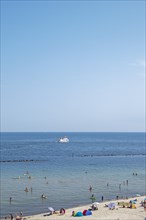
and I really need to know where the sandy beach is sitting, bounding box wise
[16,196,145,220]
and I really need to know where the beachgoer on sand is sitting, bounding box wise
[60,208,65,215]
[10,214,13,220]
[144,200,146,211]
[72,211,75,216]
[15,215,22,220]
[91,204,98,211]
[20,212,22,217]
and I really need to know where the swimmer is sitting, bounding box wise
[41,193,47,199]
[24,187,29,192]
[89,185,92,191]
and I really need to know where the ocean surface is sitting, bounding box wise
[0,132,145,218]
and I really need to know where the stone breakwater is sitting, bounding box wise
[0,159,44,163]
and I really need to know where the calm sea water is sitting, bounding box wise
[0,132,145,218]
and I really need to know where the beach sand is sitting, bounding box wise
[21,196,146,220]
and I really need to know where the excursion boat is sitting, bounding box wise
[58,137,69,143]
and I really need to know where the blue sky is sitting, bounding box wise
[1,0,145,132]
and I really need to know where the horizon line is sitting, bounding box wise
[0,131,145,133]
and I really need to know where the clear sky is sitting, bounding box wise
[1,0,145,132]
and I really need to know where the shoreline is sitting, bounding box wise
[5,195,145,220]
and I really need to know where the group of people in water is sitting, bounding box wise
[88,179,129,204]
[7,171,140,219]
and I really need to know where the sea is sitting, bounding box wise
[0,132,145,218]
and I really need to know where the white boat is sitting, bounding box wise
[58,137,69,143]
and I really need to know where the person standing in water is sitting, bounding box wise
[89,185,92,191]
[9,197,12,203]
[90,194,96,203]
